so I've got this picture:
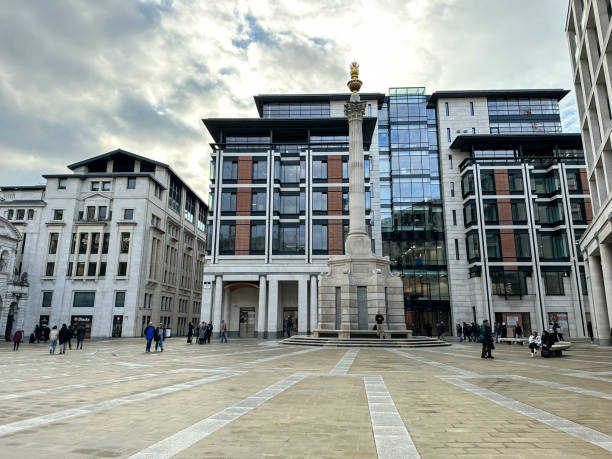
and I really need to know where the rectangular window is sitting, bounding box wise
[448,155,453,169]
[48,233,59,254]
[120,232,130,253]
[454,239,460,260]
[491,270,528,296]
[53,209,64,220]
[45,262,55,277]
[446,128,451,142]
[483,200,498,224]
[511,200,527,224]
[123,209,134,220]
[73,292,95,308]
[486,230,501,260]
[102,233,110,254]
[252,159,267,180]
[58,178,67,189]
[508,171,524,193]
[251,190,267,212]
[79,233,89,254]
[543,271,565,295]
[117,262,128,276]
[470,101,474,116]
[221,191,237,212]
[127,177,136,189]
[580,268,588,295]
[222,159,238,180]
[566,169,582,193]
[312,223,328,251]
[27,209,34,220]
[184,194,195,223]
[570,200,587,224]
[514,231,531,259]
[168,178,182,213]
[463,200,477,227]
[342,191,349,212]
[312,191,328,211]
[445,102,449,116]
[87,206,95,220]
[472,127,476,134]
[6,209,14,220]
[250,223,265,254]
[342,161,349,180]
[312,160,328,179]
[91,181,100,191]
[272,222,305,254]
[466,230,480,261]
[98,206,107,220]
[102,181,111,191]
[42,291,53,308]
[219,222,236,253]
[99,262,106,277]
[452,210,457,226]
[87,262,96,276]
[450,182,455,197]
[115,291,126,307]
[76,262,85,276]
[480,170,496,194]
[537,231,569,260]
[16,209,25,220]
[462,171,475,196]
[67,262,73,277]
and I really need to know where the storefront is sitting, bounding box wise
[71,315,92,339]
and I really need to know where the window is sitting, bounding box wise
[480,170,495,194]
[73,292,95,308]
[16,209,25,220]
[454,239,460,260]
[76,262,85,276]
[543,271,565,295]
[120,232,130,253]
[45,262,55,277]
[117,262,128,276]
[312,191,328,211]
[219,222,236,253]
[115,291,126,307]
[102,181,111,191]
[452,210,457,226]
[463,200,477,227]
[580,268,588,295]
[102,233,110,254]
[220,191,237,212]
[27,209,34,220]
[531,171,560,195]
[91,233,100,254]
[123,209,134,220]
[342,161,349,180]
[466,231,480,261]
[272,222,305,254]
[184,194,195,222]
[508,171,524,193]
[312,223,328,251]
[446,128,451,142]
[87,262,96,276]
[566,170,582,193]
[58,178,67,189]
[70,233,76,254]
[462,171,475,196]
[99,262,106,277]
[154,184,163,199]
[91,181,100,191]
[98,206,108,220]
[251,190,267,212]
[570,200,587,224]
[483,200,498,224]
[6,209,13,220]
[537,232,568,260]
[514,231,531,259]
[472,127,476,134]
[445,102,449,116]
[79,233,88,254]
[491,270,528,295]
[250,223,265,254]
[48,233,59,254]
[252,159,267,180]
[486,230,501,260]
[511,200,527,224]
[275,192,305,214]
[448,155,453,169]
[222,159,238,180]
[87,206,95,220]
[127,177,136,189]
[534,201,564,225]
[450,182,455,197]
[168,178,182,213]
[470,101,474,116]
[42,291,53,308]
[342,192,349,212]
[312,160,328,179]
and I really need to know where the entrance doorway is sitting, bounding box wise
[71,315,92,339]
[112,315,123,337]
[283,308,298,336]
[406,309,451,337]
[239,308,255,337]
[4,303,15,341]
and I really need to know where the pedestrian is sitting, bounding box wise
[425,322,433,338]
[187,322,194,344]
[199,322,206,344]
[501,323,508,343]
[154,323,164,352]
[220,320,228,343]
[437,321,445,340]
[480,319,494,359]
[12,328,23,351]
[76,323,86,349]
[553,321,564,342]
[34,324,42,343]
[44,325,50,342]
[540,330,555,357]
[286,315,294,338]
[456,323,463,342]
[587,321,594,342]
[206,321,213,343]
[514,324,523,339]
[494,322,500,343]
[29,332,35,344]
[49,325,59,354]
[144,321,155,352]
[58,324,71,354]
[68,321,76,350]
[375,311,385,339]
[528,331,541,358]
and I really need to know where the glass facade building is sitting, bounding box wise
[378,88,450,333]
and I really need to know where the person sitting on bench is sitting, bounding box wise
[528,331,541,358]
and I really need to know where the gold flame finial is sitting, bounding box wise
[347,61,362,94]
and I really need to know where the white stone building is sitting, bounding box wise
[0,150,207,338]
[566,0,612,345]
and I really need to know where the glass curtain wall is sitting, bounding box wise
[379,88,450,328]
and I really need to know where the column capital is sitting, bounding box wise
[344,101,366,122]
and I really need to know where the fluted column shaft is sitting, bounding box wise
[345,101,367,237]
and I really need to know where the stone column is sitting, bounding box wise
[257,275,267,338]
[212,276,223,338]
[267,278,279,339]
[599,242,612,334]
[588,254,611,345]
[298,278,308,335]
[310,274,318,333]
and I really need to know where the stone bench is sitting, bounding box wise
[542,341,571,357]
[498,337,529,345]
[314,329,413,339]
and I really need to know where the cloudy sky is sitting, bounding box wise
[0,0,575,197]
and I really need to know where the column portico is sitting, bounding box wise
[599,243,612,333]
[310,275,318,333]
[588,254,611,345]
[298,278,308,335]
[257,276,267,338]
[212,276,223,338]
[267,278,279,339]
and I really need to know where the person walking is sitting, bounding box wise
[436,321,445,340]
[480,319,494,359]
[425,322,433,338]
[456,323,463,342]
[12,328,23,351]
[144,321,155,352]
[528,331,541,358]
[553,321,564,341]
[199,322,206,344]
[154,323,164,352]
[43,325,50,342]
[220,320,228,343]
[494,322,500,343]
[187,322,194,344]
[34,324,42,343]
[76,323,86,349]
[375,311,385,339]
[49,325,59,354]
[514,324,523,339]
[206,321,213,343]
[286,315,294,338]
[58,324,71,354]
[501,323,508,343]
[68,321,76,350]
[587,321,594,342]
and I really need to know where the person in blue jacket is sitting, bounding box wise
[144,322,155,352]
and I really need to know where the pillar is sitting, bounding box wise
[267,278,279,339]
[200,280,213,323]
[256,275,267,338]
[588,254,611,345]
[599,243,612,336]
[212,276,223,338]
[310,274,318,333]
[298,278,308,335]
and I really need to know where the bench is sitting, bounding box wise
[542,341,572,357]
[498,337,529,345]
[313,329,413,339]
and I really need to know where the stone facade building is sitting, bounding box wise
[566,0,612,345]
[0,150,207,338]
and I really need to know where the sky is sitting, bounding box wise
[0,0,576,197]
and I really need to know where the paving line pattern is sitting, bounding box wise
[127,374,307,459]
[389,349,479,377]
[0,372,239,438]
[329,349,359,375]
[364,375,420,459]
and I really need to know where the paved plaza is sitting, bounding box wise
[0,339,611,458]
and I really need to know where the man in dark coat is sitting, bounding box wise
[43,326,50,342]
[144,322,155,352]
[425,322,433,338]
[34,324,42,343]
[206,321,213,343]
[480,319,494,359]
[375,311,385,339]
[187,322,194,344]
[76,324,86,349]
[58,324,71,354]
